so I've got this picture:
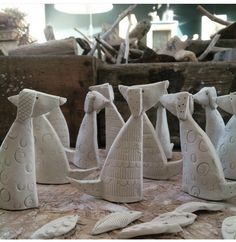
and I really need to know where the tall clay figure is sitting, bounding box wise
[89,83,125,154]
[73,91,110,169]
[193,87,225,150]
[46,107,70,148]
[0,89,66,210]
[120,81,182,180]
[68,87,145,203]
[217,92,236,180]
[155,101,174,159]
[161,92,236,201]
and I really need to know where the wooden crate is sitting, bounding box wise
[0,55,98,146]
[97,61,236,147]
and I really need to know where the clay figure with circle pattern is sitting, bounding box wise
[68,87,145,203]
[193,87,225,150]
[89,83,125,154]
[160,91,236,201]
[120,81,182,180]
[73,91,110,169]
[0,89,67,210]
[216,92,236,180]
[155,101,174,159]
[9,93,97,185]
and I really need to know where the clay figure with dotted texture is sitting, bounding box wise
[9,93,97,185]
[73,91,110,169]
[120,81,182,180]
[217,92,236,180]
[0,89,67,210]
[193,87,225,150]
[89,83,125,154]
[160,91,236,201]
[68,87,145,203]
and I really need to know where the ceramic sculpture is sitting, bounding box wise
[0,89,67,210]
[193,87,225,150]
[68,87,144,203]
[8,93,97,185]
[155,102,174,159]
[160,91,236,201]
[89,83,125,153]
[91,211,142,235]
[216,92,236,180]
[121,81,182,180]
[119,211,196,239]
[221,216,236,239]
[73,91,110,169]
[46,107,70,148]
[31,215,79,239]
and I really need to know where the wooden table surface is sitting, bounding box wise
[1,152,236,239]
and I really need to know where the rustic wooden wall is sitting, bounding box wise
[97,62,236,146]
[0,56,98,146]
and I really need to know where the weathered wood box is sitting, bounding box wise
[0,56,236,147]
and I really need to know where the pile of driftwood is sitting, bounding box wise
[7,5,236,62]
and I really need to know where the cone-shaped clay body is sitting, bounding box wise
[46,107,70,148]
[160,91,236,201]
[73,91,110,169]
[155,102,174,159]
[68,87,144,203]
[0,89,65,210]
[89,83,125,154]
[120,81,182,180]
[217,92,236,180]
[193,87,225,150]
[9,93,96,185]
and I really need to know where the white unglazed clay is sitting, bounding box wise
[160,92,236,201]
[221,216,236,239]
[46,107,70,148]
[193,87,225,150]
[155,102,174,159]
[91,211,142,235]
[68,87,145,203]
[0,89,66,210]
[175,201,226,213]
[217,92,236,180]
[89,83,125,154]
[31,215,78,239]
[121,81,182,180]
[73,91,110,169]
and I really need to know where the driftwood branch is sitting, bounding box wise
[197,5,231,26]
[74,27,93,44]
[116,42,125,64]
[95,37,118,55]
[124,14,132,64]
[198,34,221,60]
[88,4,137,56]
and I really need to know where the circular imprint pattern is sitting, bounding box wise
[197,162,210,176]
[190,153,197,163]
[219,144,227,155]
[0,171,8,185]
[17,183,26,191]
[42,133,53,143]
[2,141,8,150]
[4,157,11,167]
[8,128,18,139]
[186,130,197,143]
[230,162,236,169]
[229,136,236,144]
[25,163,33,173]
[20,138,27,147]
[24,195,35,207]
[0,188,10,202]
[191,186,200,197]
[198,140,208,152]
[14,149,26,164]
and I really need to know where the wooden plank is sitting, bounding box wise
[97,61,236,146]
[0,55,98,146]
[0,151,235,239]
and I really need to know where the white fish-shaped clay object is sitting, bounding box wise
[31,215,79,239]
[91,211,142,235]
[222,216,236,239]
[175,201,225,213]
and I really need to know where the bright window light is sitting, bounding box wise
[119,14,137,39]
[201,15,227,40]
